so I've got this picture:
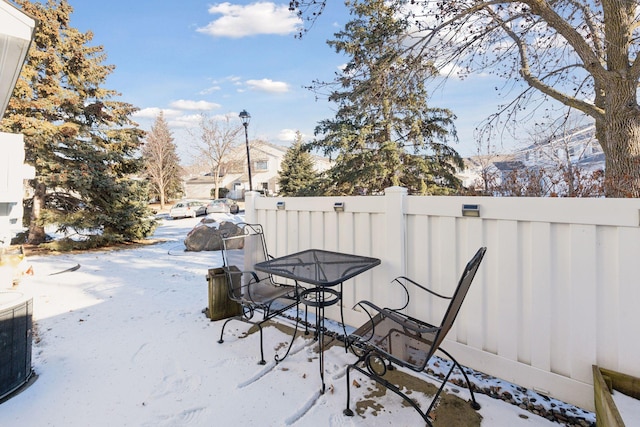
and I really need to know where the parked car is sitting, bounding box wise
[170,201,206,219]
[206,198,239,215]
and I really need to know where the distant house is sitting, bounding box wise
[183,140,331,200]
[459,124,604,193]
[0,1,36,247]
[457,154,517,189]
[493,160,527,179]
[515,124,603,171]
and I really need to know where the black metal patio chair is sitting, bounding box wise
[343,247,487,426]
[217,223,302,365]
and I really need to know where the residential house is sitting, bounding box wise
[457,154,519,189]
[459,124,604,195]
[183,140,331,200]
[516,124,603,171]
[0,0,36,247]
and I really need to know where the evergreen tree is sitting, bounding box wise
[308,0,462,195]
[142,112,182,209]
[294,0,640,198]
[0,0,155,246]
[278,131,319,196]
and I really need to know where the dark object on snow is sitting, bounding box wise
[184,221,243,252]
[49,263,81,275]
[204,267,242,321]
[343,247,487,426]
[217,223,302,365]
[0,293,34,402]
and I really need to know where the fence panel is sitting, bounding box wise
[246,191,640,411]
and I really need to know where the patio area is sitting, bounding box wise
[0,216,595,426]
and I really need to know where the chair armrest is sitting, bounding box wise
[223,268,262,302]
[379,276,451,313]
[392,276,452,301]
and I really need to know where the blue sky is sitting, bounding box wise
[67,0,519,163]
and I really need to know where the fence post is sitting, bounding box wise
[383,187,407,304]
[244,191,259,224]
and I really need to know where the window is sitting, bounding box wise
[255,160,268,171]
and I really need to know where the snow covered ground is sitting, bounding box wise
[612,390,640,426]
[0,215,594,426]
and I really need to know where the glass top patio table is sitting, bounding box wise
[253,249,381,287]
[254,248,381,393]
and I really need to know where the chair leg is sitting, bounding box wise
[345,358,434,426]
[217,315,266,364]
[426,361,455,417]
[257,323,266,365]
[217,317,235,344]
[438,348,481,410]
[274,302,301,364]
[343,363,354,417]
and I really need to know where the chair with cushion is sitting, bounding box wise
[343,247,487,425]
[217,223,301,365]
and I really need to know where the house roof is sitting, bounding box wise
[493,161,525,171]
[519,124,600,154]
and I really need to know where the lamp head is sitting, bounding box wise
[239,109,251,126]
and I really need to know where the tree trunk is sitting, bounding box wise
[214,165,221,199]
[27,181,47,244]
[596,93,640,197]
[159,176,166,210]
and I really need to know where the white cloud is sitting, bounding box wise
[169,112,240,129]
[246,78,289,93]
[132,112,198,129]
[134,105,237,131]
[169,99,221,110]
[133,107,183,119]
[277,129,299,141]
[438,62,466,78]
[199,86,221,95]
[133,107,162,119]
[200,75,242,94]
[197,2,301,38]
[168,114,202,128]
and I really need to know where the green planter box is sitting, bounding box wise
[593,365,640,427]
[205,267,242,321]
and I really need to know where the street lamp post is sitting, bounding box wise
[239,109,253,192]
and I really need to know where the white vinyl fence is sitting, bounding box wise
[243,187,640,411]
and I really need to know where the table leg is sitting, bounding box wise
[338,282,349,352]
[299,287,340,394]
[319,290,325,393]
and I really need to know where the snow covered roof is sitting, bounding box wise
[493,160,525,171]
